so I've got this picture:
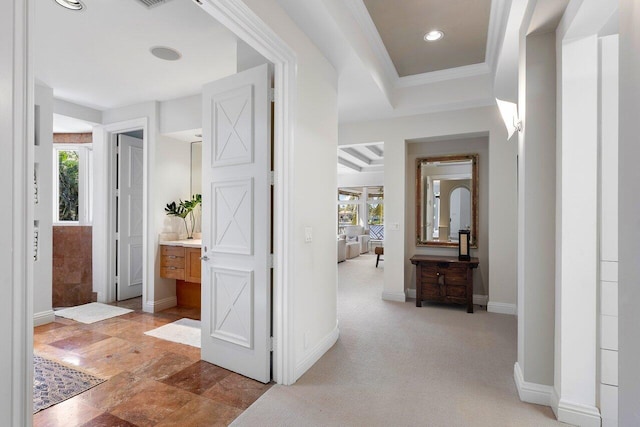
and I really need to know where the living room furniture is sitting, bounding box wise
[410,254,479,313]
[337,238,346,263]
[346,241,360,259]
[375,246,384,267]
[344,225,370,254]
[160,242,202,309]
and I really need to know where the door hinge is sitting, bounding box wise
[268,254,275,268]
[270,336,275,351]
[269,88,275,103]
[269,171,275,186]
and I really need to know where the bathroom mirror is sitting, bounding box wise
[416,154,478,248]
[191,141,202,196]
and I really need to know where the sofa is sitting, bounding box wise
[343,225,370,254]
[337,238,346,263]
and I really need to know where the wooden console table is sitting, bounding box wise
[160,243,202,309]
[410,255,479,313]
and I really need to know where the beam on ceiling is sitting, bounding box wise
[338,157,362,172]
[341,147,372,165]
[365,144,383,157]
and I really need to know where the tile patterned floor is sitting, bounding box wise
[33,299,272,427]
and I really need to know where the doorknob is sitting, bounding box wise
[200,255,210,261]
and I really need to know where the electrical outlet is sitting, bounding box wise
[391,222,400,230]
[304,227,313,243]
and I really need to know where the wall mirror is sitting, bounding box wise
[416,154,478,248]
[191,141,202,196]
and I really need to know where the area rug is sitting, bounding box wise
[33,355,105,413]
[54,302,133,324]
[144,318,201,348]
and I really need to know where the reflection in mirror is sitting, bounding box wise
[191,141,202,196]
[416,154,478,247]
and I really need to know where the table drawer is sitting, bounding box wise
[161,246,185,257]
[161,255,185,268]
[440,264,468,286]
[161,266,185,280]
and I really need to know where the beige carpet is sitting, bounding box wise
[232,254,564,427]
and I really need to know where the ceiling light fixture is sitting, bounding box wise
[424,30,444,42]
[54,0,84,10]
[150,46,182,61]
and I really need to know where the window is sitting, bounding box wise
[367,188,384,241]
[54,145,92,224]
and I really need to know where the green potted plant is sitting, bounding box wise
[164,194,202,239]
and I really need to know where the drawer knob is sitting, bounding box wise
[168,255,176,259]
[169,267,176,270]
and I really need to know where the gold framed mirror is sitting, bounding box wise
[416,154,478,248]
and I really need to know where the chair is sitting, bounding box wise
[337,238,346,263]
[375,246,384,267]
[343,225,370,254]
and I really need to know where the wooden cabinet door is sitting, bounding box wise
[185,247,202,284]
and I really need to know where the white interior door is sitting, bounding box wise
[117,134,144,301]
[201,64,272,383]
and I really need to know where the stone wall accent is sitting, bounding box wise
[52,226,93,307]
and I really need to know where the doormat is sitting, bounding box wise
[33,354,105,413]
[144,318,201,348]
[54,302,133,324]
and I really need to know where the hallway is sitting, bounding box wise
[233,254,562,426]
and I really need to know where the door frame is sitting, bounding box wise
[196,0,297,386]
[93,119,149,305]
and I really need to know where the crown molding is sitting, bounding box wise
[345,0,506,89]
[396,63,491,88]
[486,0,511,73]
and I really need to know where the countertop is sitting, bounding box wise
[159,239,202,248]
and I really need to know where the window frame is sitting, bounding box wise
[53,144,93,225]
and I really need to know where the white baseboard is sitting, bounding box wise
[382,291,406,302]
[514,362,554,406]
[34,310,55,326]
[488,301,517,315]
[143,296,177,313]
[294,325,339,382]
[553,397,601,427]
[406,289,488,306]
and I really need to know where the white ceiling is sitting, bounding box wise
[34,0,238,110]
[52,113,94,133]
[337,143,384,175]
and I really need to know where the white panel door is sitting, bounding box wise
[117,134,144,301]
[201,64,272,383]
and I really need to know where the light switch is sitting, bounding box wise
[391,222,400,230]
[304,227,313,242]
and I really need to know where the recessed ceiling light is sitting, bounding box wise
[55,0,84,10]
[424,30,444,42]
[150,46,182,61]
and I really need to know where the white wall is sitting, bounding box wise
[618,1,640,424]
[340,106,517,310]
[406,137,488,297]
[33,84,54,325]
[599,35,619,427]
[243,0,339,381]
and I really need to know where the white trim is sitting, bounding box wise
[485,0,510,72]
[513,362,553,406]
[488,301,517,315]
[396,63,491,87]
[197,0,296,386]
[554,398,602,427]
[144,296,177,313]
[294,325,339,381]
[33,310,55,327]
[382,291,406,302]
[95,118,149,307]
[406,289,488,306]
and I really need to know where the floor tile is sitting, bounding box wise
[79,412,138,427]
[109,381,197,427]
[78,371,151,412]
[130,351,196,381]
[203,374,272,410]
[154,395,242,427]
[49,330,111,352]
[162,360,232,395]
[33,396,104,427]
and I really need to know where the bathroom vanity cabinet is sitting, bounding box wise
[160,243,202,309]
